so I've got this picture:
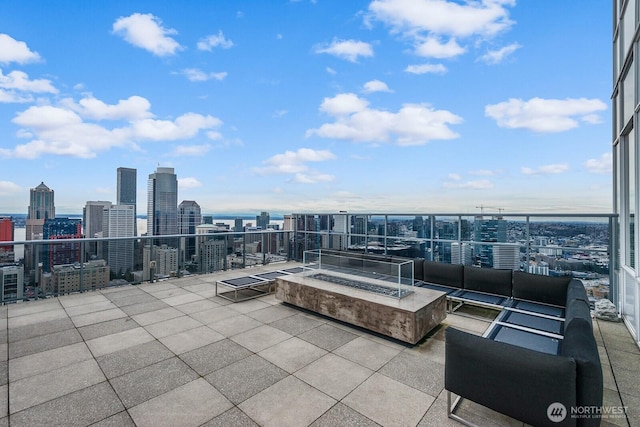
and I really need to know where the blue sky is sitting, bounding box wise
[0,0,612,215]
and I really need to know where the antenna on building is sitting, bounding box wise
[476,205,505,215]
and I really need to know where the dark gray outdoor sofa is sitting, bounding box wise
[438,265,603,427]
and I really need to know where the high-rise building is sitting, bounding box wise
[0,265,23,302]
[473,216,507,267]
[0,217,15,263]
[117,167,137,236]
[25,182,55,241]
[83,201,112,259]
[613,0,640,346]
[179,200,201,261]
[147,167,178,245]
[42,217,82,272]
[256,211,270,230]
[234,218,244,233]
[103,204,135,275]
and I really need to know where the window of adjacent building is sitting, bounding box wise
[623,59,635,125]
[623,0,636,57]
[625,128,636,269]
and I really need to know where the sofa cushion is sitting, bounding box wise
[423,260,463,289]
[561,318,603,426]
[566,279,590,306]
[446,327,577,427]
[512,271,571,307]
[565,298,592,330]
[463,266,512,297]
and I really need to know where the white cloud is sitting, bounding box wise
[179,68,227,82]
[368,0,516,59]
[61,95,153,120]
[479,42,521,64]
[415,36,465,58]
[485,97,608,132]
[584,153,612,174]
[362,79,392,93]
[405,63,447,74]
[308,92,462,146]
[131,113,222,141]
[112,13,183,57]
[1,95,224,159]
[521,163,569,175]
[443,179,494,189]
[469,169,500,176]
[273,109,288,118]
[320,93,369,115]
[178,177,202,189]
[326,67,337,75]
[254,148,336,183]
[0,180,22,196]
[315,39,374,62]
[197,30,234,51]
[0,70,57,93]
[0,34,41,64]
[171,144,211,156]
[0,89,33,103]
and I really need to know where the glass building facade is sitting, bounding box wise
[614,0,640,346]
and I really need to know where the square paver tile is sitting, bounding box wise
[342,373,434,427]
[231,325,292,353]
[208,314,263,337]
[8,318,75,343]
[334,336,401,371]
[258,337,327,373]
[121,300,170,317]
[110,357,199,408]
[205,354,289,404]
[10,359,105,414]
[86,327,155,358]
[247,304,298,324]
[77,317,138,341]
[70,307,127,328]
[191,306,239,325]
[228,299,272,314]
[298,323,359,351]
[201,407,259,427]
[131,307,184,326]
[310,403,379,427]
[270,314,324,336]
[175,299,220,315]
[9,382,124,427]
[10,342,92,382]
[239,376,336,427]
[295,353,373,400]
[8,327,82,359]
[143,315,203,339]
[97,340,174,379]
[161,292,204,307]
[180,339,253,376]
[128,378,233,427]
[379,351,445,397]
[159,325,225,354]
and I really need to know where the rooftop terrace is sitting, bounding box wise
[1,262,637,427]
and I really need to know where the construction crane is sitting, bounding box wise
[476,205,505,214]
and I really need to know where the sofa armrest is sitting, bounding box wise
[446,327,577,426]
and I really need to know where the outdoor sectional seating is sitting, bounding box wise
[439,265,603,427]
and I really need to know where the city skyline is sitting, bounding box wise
[0,1,612,215]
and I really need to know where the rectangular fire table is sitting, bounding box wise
[275,271,447,344]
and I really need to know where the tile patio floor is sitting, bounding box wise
[0,262,637,427]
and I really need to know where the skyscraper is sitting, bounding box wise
[178,200,201,261]
[26,182,55,241]
[25,182,55,273]
[117,167,137,236]
[256,211,270,230]
[473,216,507,268]
[103,204,135,275]
[83,201,112,260]
[147,167,178,244]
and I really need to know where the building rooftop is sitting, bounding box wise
[1,262,637,427]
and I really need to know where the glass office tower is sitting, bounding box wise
[147,167,178,245]
[117,167,137,236]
